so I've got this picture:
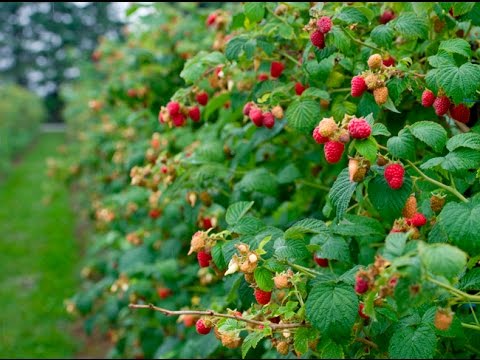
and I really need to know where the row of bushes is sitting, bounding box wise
[52,2,480,359]
[0,84,45,174]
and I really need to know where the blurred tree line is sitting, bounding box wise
[0,2,124,122]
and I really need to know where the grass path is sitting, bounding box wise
[0,133,79,358]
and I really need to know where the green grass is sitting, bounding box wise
[0,133,79,358]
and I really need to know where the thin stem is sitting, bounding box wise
[406,160,469,203]
[129,303,309,330]
[355,337,379,350]
[329,87,351,93]
[292,281,305,307]
[342,28,383,53]
[462,322,480,331]
[296,179,330,191]
[280,51,301,67]
[426,276,480,301]
[470,303,480,326]
[284,260,320,278]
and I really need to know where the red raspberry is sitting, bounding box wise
[254,288,272,305]
[358,303,370,319]
[206,13,216,26]
[157,287,172,299]
[197,251,212,268]
[421,90,435,107]
[196,319,211,335]
[324,141,345,164]
[161,165,168,174]
[270,61,285,78]
[258,73,269,81]
[188,106,201,122]
[263,112,275,129]
[196,92,209,106]
[202,217,213,229]
[355,276,369,294]
[316,16,332,33]
[379,10,395,24]
[172,113,186,127]
[348,117,371,139]
[407,213,427,227]
[149,208,161,219]
[433,96,451,116]
[243,102,253,115]
[166,101,180,116]
[312,126,329,144]
[384,163,405,190]
[295,82,307,96]
[449,104,470,124]
[382,55,395,67]
[313,253,329,267]
[351,76,367,97]
[249,108,264,127]
[310,30,325,48]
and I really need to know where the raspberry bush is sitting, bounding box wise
[51,2,480,359]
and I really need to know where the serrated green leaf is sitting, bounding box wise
[275,238,310,262]
[387,129,416,160]
[294,327,319,355]
[439,39,472,58]
[392,12,428,39]
[337,7,368,24]
[236,168,278,196]
[301,87,330,100]
[311,234,350,262]
[371,25,394,48]
[389,323,436,359]
[329,26,351,53]
[332,97,357,122]
[244,2,265,23]
[428,51,456,68]
[285,218,327,240]
[372,123,391,137]
[225,36,248,61]
[203,92,230,120]
[318,338,345,359]
[254,267,274,291]
[231,216,266,235]
[420,243,467,280]
[435,63,480,104]
[459,268,480,290]
[305,282,358,337]
[409,121,447,153]
[180,51,225,84]
[285,98,321,134]
[277,164,301,184]
[241,331,266,358]
[226,201,254,226]
[332,214,384,236]
[446,132,480,152]
[420,157,444,170]
[383,232,409,260]
[212,243,227,270]
[383,96,401,113]
[353,137,378,163]
[441,148,480,173]
[452,2,475,16]
[329,168,358,219]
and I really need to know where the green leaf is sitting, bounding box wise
[285,218,327,239]
[446,132,480,152]
[275,238,310,262]
[336,7,368,24]
[387,129,416,160]
[244,2,265,23]
[305,282,358,337]
[435,63,480,104]
[212,243,227,270]
[241,331,266,358]
[226,201,254,226]
[388,323,436,359]
[420,243,467,280]
[329,26,351,53]
[294,328,319,355]
[368,167,412,222]
[441,148,480,173]
[392,12,428,39]
[301,87,330,100]
[230,216,266,235]
[180,51,225,84]
[318,338,345,359]
[383,232,409,260]
[311,234,350,262]
[204,93,230,120]
[331,97,357,122]
[254,267,274,291]
[437,201,480,254]
[466,2,480,25]
[236,168,278,196]
[459,268,480,290]
[452,2,475,16]
[328,168,358,219]
[332,214,384,236]
[285,98,321,134]
[371,25,394,48]
[372,123,391,137]
[225,36,248,61]
[428,51,456,68]
[439,39,472,58]
[353,137,378,163]
[409,121,447,153]
[277,164,301,184]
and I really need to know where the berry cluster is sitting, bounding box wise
[243,102,282,129]
[308,16,332,49]
[421,90,470,123]
[159,90,211,127]
[390,194,429,238]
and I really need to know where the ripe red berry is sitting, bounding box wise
[197,251,212,268]
[161,165,168,174]
[127,88,137,98]
[421,90,435,107]
[324,141,345,164]
[258,73,269,81]
[243,102,253,116]
[166,101,180,116]
[449,104,470,124]
[196,319,211,335]
[149,208,161,219]
[355,276,369,294]
[196,92,209,106]
[348,117,371,139]
[172,113,186,127]
[379,10,395,24]
[249,108,264,127]
[384,163,405,190]
[295,82,307,96]
[188,106,201,122]
[206,13,216,26]
[407,213,427,227]
[202,217,213,229]
[310,30,325,48]
[270,61,285,78]
[351,76,367,97]
[157,287,172,299]
[313,253,329,267]
[358,303,370,319]
[263,112,275,129]
[254,288,272,305]
[183,314,196,327]
[433,96,451,116]
[312,126,329,144]
[316,16,332,33]
[382,55,395,67]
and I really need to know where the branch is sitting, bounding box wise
[355,337,379,349]
[128,303,309,330]
[462,322,480,331]
[342,28,383,53]
[426,276,480,302]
